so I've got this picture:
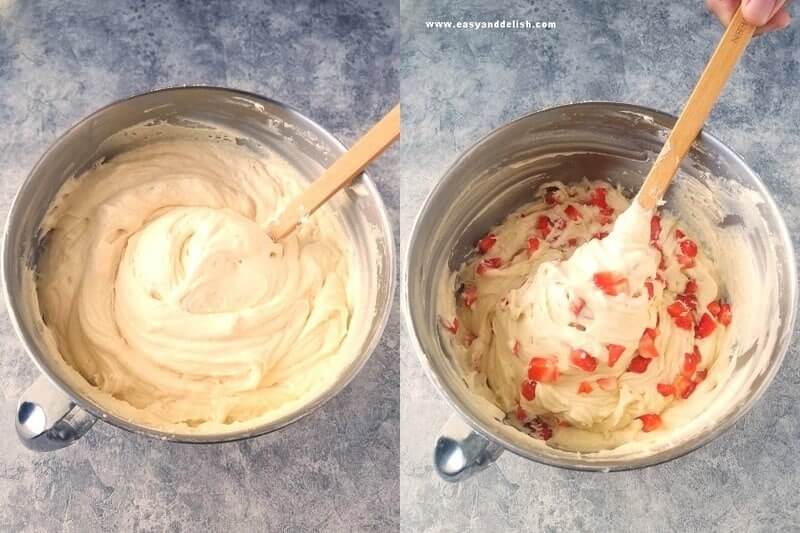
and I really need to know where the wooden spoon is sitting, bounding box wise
[636,6,755,209]
[269,104,400,240]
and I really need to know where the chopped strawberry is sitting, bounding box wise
[682,348,701,377]
[527,237,540,257]
[593,272,628,296]
[528,357,560,383]
[513,340,521,357]
[536,215,553,238]
[578,381,593,394]
[695,369,708,382]
[675,293,698,310]
[462,286,478,308]
[464,333,476,346]
[476,257,503,275]
[570,349,598,372]
[441,317,459,334]
[521,380,536,401]
[675,229,685,239]
[515,405,527,421]
[567,238,578,247]
[588,187,608,208]
[657,383,675,396]
[627,355,652,373]
[570,297,586,316]
[545,188,559,205]
[477,233,497,254]
[676,254,695,269]
[606,344,625,367]
[680,239,698,258]
[667,301,686,317]
[527,417,553,441]
[695,313,716,339]
[684,279,698,294]
[554,218,567,230]
[707,300,722,317]
[674,375,697,399]
[650,215,662,242]
[593,232,609,240]
[718,303,732,326]
[673,313,694,330]
[597,377,618,391]
[639,413,662,432]
[645,280,655,300]
[638,328,659,359]
[564,204,581,221]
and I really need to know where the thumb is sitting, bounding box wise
[742,0,779,25]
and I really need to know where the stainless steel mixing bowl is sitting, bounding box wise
[4,87,395,450]
[403,102,796,478]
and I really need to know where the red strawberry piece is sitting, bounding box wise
[657,383,675,396]
[673,313,694,330]
[464,333,476,346]
[645,280,655,300]
[684,279,698,294]
[442,317,459,334]
[638,328,659,359]
[593,232,609,240]
[515,405,527,421]
[527,237,540,257]
[676,293,698,310]
[513,340,521,357]
[570,297,586,316]
[567,238,578,247]
[675,229,685,239]
[695,313,716,339]
[695,369,708,382]
[578,381,593,394]
[676,254,695,269]
[545,188,559,205]
[627,355,652,373]
[667,301,686,317]
[650,215,662,242]
[564,204,581,221]
[476,257,503,275]
[589,187,608,208]
[554,218,567,230]
[521,380,537,401]
[462,285,478,308]
[680,239,698,258]
[682,348,701,377]
[639,413,662,432]
[593,272,628,296]
[600,206,615,218]
[674,375,697,399]
[606,344,625,367]
[707,300,722,317]
[528,357,560,383]
[718,303,732,326]
[597,377,618,391]
[536,215,553,238]
[570,349,598,372]
[527,416,553,441]
[478,233,497,254]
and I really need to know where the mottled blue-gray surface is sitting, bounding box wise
[400,1,799,532]
[0,1,398,532]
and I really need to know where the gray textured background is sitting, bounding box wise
[0,1,399,531]
[400,1,800,532]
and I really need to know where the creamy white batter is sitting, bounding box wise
[33,140,358,433]
[439,180,735,452]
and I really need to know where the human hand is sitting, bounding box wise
[706,0,791,34]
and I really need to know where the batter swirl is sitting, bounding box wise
[35,141,354,432]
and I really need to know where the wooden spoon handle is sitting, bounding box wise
[637,7,755,209]
[269,104,400,240]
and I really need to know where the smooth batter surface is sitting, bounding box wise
[439,180,734,452]
[34,140,357,433]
